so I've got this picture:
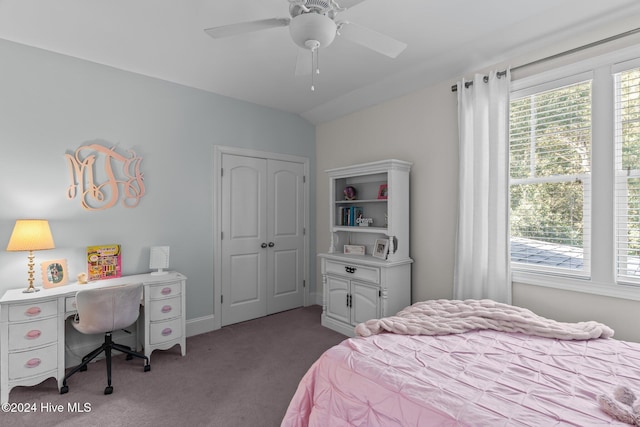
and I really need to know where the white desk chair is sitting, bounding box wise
[60,283,151,395]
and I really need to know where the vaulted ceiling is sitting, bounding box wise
[1,0,639,124]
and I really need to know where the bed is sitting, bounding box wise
[282,299,640,426]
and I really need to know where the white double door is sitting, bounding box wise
[221,154,305,326]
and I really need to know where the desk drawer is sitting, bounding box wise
[325,260,380,284]
[8,317,58,351]
[148,296,181,322]
[149,318,182,345]
[65,296,77,313]
[148,282,181,300]
[9,300,57,322]
[9,344,58,380]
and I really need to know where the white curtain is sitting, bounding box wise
[454,70,512,304]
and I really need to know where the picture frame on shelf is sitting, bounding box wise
[377,184,388,199]
[41,259,69,288]
[373,239,389,259]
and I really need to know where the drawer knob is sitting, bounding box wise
[161,287,172,295]
[25,306,42,316]
[26,330,42,340]
[26,358,41,368]
[161,305,172,314]
[345,266,357,274]
[161,327,173,337]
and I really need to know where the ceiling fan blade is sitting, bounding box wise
[204,18,290,39]
[294,48,312,76]
[337,0,370,9]
[338,22,407,58]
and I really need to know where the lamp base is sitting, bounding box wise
[23,286,40,293]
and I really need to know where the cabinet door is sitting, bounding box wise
[351,281,380,325]
[325,275,350,324]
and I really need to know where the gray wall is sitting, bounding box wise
[0,39,316,326]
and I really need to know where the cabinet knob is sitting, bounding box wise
[261,243,268,248]
[345,266,357,274]
[268,242,275,247]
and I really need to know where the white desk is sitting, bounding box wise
[0,271,186,403]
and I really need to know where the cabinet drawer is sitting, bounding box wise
[148,296,182,322]
[149,318,182,345]
[325,260,380,284]
[9,300,57,322]
[8,317,58,351]
[147,282,182,300]
[8,344,58,380]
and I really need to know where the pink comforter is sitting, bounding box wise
[282,330,640,426]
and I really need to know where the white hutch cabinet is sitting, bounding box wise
[319,159,412,336]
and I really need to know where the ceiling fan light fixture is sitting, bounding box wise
[289,13,337,49]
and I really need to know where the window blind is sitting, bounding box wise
[509,80,592,275]
[614,65,640,283]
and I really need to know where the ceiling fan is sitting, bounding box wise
[204,0,407,90]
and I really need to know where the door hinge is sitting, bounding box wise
[221,295,223,304]
[221,168,224,176]
[303,175,306,183]
[379,290,381,298]
[221,232,223,240]
[303,280,306,288]
[303,227,306,235]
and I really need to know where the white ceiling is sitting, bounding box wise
[1,0,640,124]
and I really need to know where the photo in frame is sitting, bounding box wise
[373,239,389,259]
[41,259,69,288]
[377,184,388,199]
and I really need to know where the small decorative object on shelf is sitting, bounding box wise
[377,184,388,199]
[357,217,373,227]
[344,186,357,200]
[344,245,365,255]
[77,272,88,284]
[373,239,389,259]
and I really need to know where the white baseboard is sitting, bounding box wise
[186,314,217,337]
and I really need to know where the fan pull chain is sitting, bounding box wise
[311,47,318,91]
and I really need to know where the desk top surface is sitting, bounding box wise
[0,271,186,304]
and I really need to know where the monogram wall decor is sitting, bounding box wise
[65,142,145,211]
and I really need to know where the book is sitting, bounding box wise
[87,244,122,281]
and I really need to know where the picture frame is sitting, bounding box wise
[377,184,388,199]
[373,239,389,259]
[41,259,69,288]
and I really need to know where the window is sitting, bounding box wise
[615,63,640,283]
[510,78,592,276]
[508,46,640,296]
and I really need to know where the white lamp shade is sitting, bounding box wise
[6,219,55,251]
[289,13,337,49]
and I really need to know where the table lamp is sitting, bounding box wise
[6,219,56,293]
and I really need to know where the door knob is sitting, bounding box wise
[268,242,275,247]
[261,243,267,248]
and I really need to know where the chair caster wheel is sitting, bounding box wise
[80,365,88,372]
[60,385,69,394]
[126,354,133,360]
[104,386,113,395]
[144,364,151,372]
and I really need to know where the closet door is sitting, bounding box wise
[266,159,305,314]
[220,154,305,326]
[221,154,268,326]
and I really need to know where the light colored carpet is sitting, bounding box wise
[5,305,346,427]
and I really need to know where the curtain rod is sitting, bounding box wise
[450,26,640,92]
